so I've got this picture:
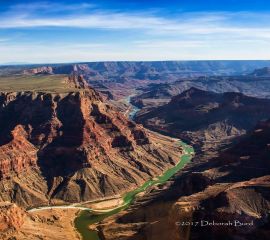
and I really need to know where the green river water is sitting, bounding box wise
[74,141,195,240]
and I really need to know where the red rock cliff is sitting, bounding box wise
[0,81,181,207]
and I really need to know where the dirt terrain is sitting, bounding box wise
[96,120,270,240]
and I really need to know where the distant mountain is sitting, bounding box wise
[4,60,270,82]
[3,61,270,101]
[136,88,270,155]
[131,74,270,109]
[251,67,270,77]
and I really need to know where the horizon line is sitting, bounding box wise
[1,59,270,67]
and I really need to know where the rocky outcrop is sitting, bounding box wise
[1,204,81,240]
[0,125,37,179]
[0,202,25,239]
[68,73,90,89]
[136,88,270,159]
[23,66,53,75]
[0,78,181,207]
[97,119,270,240]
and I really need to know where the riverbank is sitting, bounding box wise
[26,141,194,240]
[28,195,122,213]
[26,97,194,240]
[124,95,141,120]
[74,140,194,240]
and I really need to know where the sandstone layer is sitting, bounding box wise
[0,76,181,208]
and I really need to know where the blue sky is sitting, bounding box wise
[0,0,270,63]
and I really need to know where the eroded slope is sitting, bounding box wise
[0,75,182,208]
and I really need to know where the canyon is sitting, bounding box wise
[0,72,185,239]
[0,61,270,240]
[0,74,183,209]
[96,112,270,240]
[17,61,270,80]
[135,87,270,160]
[3,62,270,102]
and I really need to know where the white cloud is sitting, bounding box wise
[0,2,270,62]
[0,4,269,33]
[1,9,270,44]
[135,40,206,48]
[1,37,270,63]
[7,2,95,14]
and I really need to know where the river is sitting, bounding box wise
[74,94,144,240]
[28,96,195,240]
[74,141,194,240]
[124,95,141,120]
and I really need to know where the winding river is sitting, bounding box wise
[28,96,195,240]
[74,141,194,240]
[124,95,141,120]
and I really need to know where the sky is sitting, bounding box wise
[0,0,270,63]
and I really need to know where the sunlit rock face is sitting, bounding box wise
[0,76,181,207]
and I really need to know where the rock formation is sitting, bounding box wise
[136,87,270,159]
[97,119,270,240]
[0,75,181,208]
[20,61,270,81]
[13,61,270,100]
[0,202,26,239]
[23,66,53,75]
